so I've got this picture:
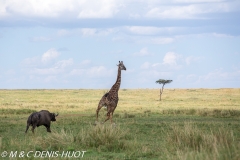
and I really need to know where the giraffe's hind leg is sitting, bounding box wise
[96,104,103,122]
[104,111,111,123]
[96,102,106,122]
[104,106,115,123]
[96,93,109,122]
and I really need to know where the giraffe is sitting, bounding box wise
[96,61,126,123]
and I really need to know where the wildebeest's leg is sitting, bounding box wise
[25,123,30,133]
[31,125,36,133]
[44,124,51,132]
[47,127,51,132]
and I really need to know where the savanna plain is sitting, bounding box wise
[0,89,240,160]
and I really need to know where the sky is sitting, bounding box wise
[0,0,240,89]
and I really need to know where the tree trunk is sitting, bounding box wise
[159,89,162,101]
[159,84,165,101]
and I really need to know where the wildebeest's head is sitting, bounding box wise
[51,113,59,121]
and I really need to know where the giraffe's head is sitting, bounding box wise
[118,61,126,71]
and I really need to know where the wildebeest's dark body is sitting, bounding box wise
[25,110,58,133]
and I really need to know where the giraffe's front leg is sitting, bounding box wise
[104,105,114,123]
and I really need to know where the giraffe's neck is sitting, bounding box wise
[109,67,121,94]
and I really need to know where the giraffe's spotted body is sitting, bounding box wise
[96,61,126,123]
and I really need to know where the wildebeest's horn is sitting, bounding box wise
[55,113,59,117]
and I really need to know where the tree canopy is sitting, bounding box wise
[156,79,173,84]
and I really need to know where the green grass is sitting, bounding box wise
[0,89,240,159]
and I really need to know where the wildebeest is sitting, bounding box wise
[25,110,58,133]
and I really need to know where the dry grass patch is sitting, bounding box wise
[77,124,132,152]
[1,89,240,113]
[165,122,240,160]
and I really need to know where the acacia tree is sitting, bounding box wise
[156,79,172,101]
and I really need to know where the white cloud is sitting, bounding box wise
[5,69,16,75]
[57,29,70,37]
[125,26,185,36]
[186,74,199,83]
[22,48,61,67]
[80,28,97,36]
[139,52,184,82]
[0,0,74,18]
[163,52,179,65]
[41,48,60,63]
[177,69,240,87]
[55,59,73,69]
[80,60,91,65]
[29,26,237,47]
[174,0,225,2]
[80,28,117,37]
[78,1,120,18]
[0,0,120,19]
[70,66,114,78]
[200,69,240,82]
[31,36,52,42]
[125,36,175,44]
[1,0,239,21]
[30,26,236,47]
[140,70,172,78]
[185,56,202,65]
[145,1,237,19]
[55,28,117,38]
[22,56,41,67]
[141,52,183,71]
[145,5,198,19]
[126,26,162,35]
[21,49,73,76]
[58,27,175,44]
[88,66,111,77]
[141,62,151,69]
[27,59,73,75]
[212,33,234,38]
[5,76,26,85]
[140,62,163,70]
[44,76,57,83]
[0,1,9,18]
[133,48,152,57]
[151,37,175,44]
